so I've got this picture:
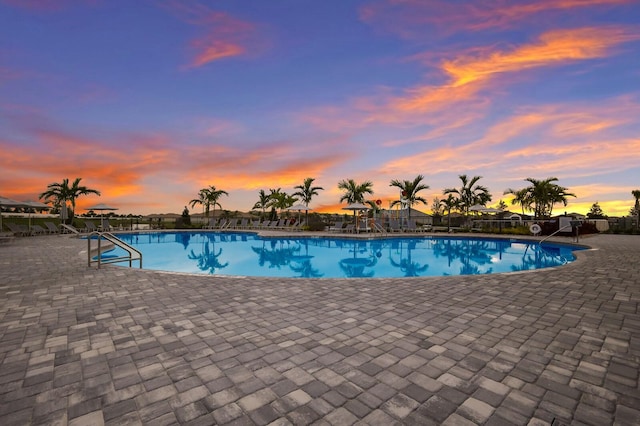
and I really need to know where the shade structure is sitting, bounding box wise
[86,203,119,230]
[342,203,369,234]
[22,200,51,229]
[0,196,30,229]
[287,204,311,225]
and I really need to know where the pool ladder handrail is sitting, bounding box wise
[538,224,573,246]
[88,231,142,269]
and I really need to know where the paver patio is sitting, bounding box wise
[0,232,638,425]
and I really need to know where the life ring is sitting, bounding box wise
[530,223,542,235]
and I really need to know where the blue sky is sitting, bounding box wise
[1,0,639,216]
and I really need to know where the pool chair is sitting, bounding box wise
[328,221,343,232]
[31,225,47,235]
[388,220,402,232]
[44,221,60,234]
[237,218,249,229]
[84,221,99,233]
[203,218,217,229]
[6,222,30,236]
[100,219,113,231]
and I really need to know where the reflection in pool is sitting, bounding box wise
[109,232,583,278]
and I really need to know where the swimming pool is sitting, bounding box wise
[106,232,583,278]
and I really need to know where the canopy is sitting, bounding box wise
[342,203,369,234]
[0,196,30,229]
[86,203,119,230]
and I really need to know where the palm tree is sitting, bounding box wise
[337,179,373,204]
[632,189,640,229]
[189,185,228,221]
[39,177,101,224]
[252,189,271,219]
[444,175,492,220]
[268,188,298,216]
[389,175,429,223]
[440,194,459,232]
[505,178,575,220]
[293,177,323,224]
[504,187,531,216]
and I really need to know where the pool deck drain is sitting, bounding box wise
[0,232,639,425]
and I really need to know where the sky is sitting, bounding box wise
[1,0,639,217]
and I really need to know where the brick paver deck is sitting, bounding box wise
[0,233,639,425]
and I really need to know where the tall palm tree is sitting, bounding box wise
[189,186,228,220]
[252,189,271,219]
[293,177,323,224]
[39,177,101,224]
[389,175,429,223]
[337,179,373,204]
[505,178,574,220]
[632,189,640,229]
[444,175,491,219]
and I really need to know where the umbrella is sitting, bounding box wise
[342,202,369,234]
[0,196,30,230]
[22,200,51,229]
[86,203,119,230]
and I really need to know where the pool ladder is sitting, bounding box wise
[87,231,142,269]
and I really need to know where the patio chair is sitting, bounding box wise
[44,221,60,234]
[31,225,47,235]
[84,221,99,233]
[328,221,343,232]
[6,222,30,236]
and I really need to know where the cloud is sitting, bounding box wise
[442,27,640,87]
[162,1,262,68]
[359,0,633,37]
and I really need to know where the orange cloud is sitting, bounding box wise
[443,27,640,87]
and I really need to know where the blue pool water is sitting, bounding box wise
[105,232,584,278]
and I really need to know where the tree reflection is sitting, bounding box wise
[432,239,495,275]
[511,245,566,272]
[187,237,229,274]
[252,240,302,269]
[389,240,429,277]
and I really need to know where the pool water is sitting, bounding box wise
[107,232,583,278]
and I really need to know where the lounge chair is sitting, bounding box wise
[6,223,30,236]
[84,221,99,233]
[100,219,113,231]
[388,220,402,232]
[44,222,60,234]
[328,221,344,232]
[237,218,248,229]
[203,218,218,229]
[31,225,47,235]
[403,220,418,232]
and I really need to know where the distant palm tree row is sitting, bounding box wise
[193,174,578,222]
[35,176,639,227]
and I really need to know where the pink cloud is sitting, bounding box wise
[359,0,633,38]
[162,1,263,68]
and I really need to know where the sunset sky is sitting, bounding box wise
[1,0,639,217]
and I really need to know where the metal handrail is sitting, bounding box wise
[538,224,573,246]
[87,231,142,269]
